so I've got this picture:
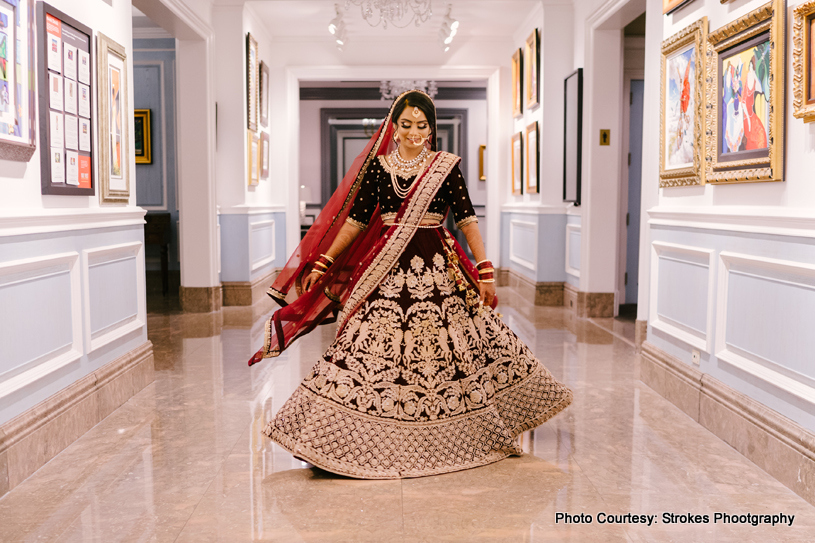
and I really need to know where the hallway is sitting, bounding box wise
[1,289,814,542]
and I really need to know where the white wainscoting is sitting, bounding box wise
[650,241,715,353]
[715,252,815,406]
[250,219,276,272]
[0,253,83,401]
[82,242,146,355]
[509,219,537,272]
[565,223,581,278]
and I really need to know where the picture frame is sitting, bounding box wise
[524,29,540,110]
[525,122,539,194]
[248,129,259,186]
[478,144,486,181]
[660,17,707,188]
[563,68,583,206]
[97,32,129,203]
[664,0,695,15]
[793,0,815,123]
[260,131,270,179]
[511,48,523,119]
[246,33,258,131]
[134,109,152,164]
[259,61,270,128]
[705,0,785,184]
[38,3,94,196]
[0,0,35,162]
[511,132,523,195]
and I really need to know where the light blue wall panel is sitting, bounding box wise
[647,223,815,434]
[500,211,567,283]
[134,64,164,207]
[656,257,708,335]
[567,230,581,271]
[0,272,73,376]
[726,271,813,379]
[220,213,287,282]
[89,257,139,335]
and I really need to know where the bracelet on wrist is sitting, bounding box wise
[478,279,495,283]
[321,253,335,264]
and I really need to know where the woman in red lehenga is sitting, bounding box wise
[249,90,572,479]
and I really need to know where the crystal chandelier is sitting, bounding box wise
[380,80,438,101]
[346,0,433,29]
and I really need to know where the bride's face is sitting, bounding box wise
[394,106,430,149]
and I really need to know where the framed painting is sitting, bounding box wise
[664,0,694,15]
[260,61,270,128]
[260,130,269,179]
[511,48,523,119]
[563,68,583,206]
[246,33,258,131]
[524,29,540,110]
[525,121,539,193]
[660,17,706,188]
[38,3,94,196]
[705,0,784,184]
[511,132,523,195]
[247,129,259,186]
[97,32,128,203]
[0,0,35,162]
[478,144,486,181]
[793,0,815,123]
[134,109,152,164]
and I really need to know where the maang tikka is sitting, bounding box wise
[412,106,421,118]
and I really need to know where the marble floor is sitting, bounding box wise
[2,287,815,542]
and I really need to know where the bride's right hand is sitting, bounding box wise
[303,270,322,293]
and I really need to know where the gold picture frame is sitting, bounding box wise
[664,0,694,15]
[660,17,707,188]
[246,33,259,131]
[134,109,152,164]
[97,32,130,204]
[793,0,815,123]
[511,132,523,195]
[524,30,540,110]
[248,129,259,186]
[525,122,539,194]
[705,0,785,185]
[512,48,523,119]
[478,144,486,181]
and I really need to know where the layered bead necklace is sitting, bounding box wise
[388,146,429,199]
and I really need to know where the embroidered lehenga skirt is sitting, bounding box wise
[264,228,572,479]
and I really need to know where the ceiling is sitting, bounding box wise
[246,1,542,40]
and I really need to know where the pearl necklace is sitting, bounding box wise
[388,148,430,198]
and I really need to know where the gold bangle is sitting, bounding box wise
[478,279,495,283]
[476,259,491,267]
[313,261,329,270]
[312,269,326,276]
[478,268,495,274]
[320,254,335,264]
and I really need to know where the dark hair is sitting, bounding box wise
[392,91,437,151]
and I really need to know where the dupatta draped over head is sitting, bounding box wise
[249,90,483,365]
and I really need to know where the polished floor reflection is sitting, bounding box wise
[2,287,815,542]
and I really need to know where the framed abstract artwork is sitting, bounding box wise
[511,132,523,195]
[0,0,35,162]
[525,121,539,194]
[246,33,258,131]
[511,48,523,119]
[660,17,706,188]
[524,29,540,110]
[260,130,269,179]
[134,109,152,164]
[664,0,694,15]
[705,0,785,184]
[793,0,815,123]
[98,32,129,203]
[38,3,94,196]
[247,129,259,186]
[259,60,270,128]
[563,69,583,206]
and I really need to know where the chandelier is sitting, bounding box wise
[345,0,433,29]
[380,80,438,101]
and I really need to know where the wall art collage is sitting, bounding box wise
[0,1,132,203]
[510,28,540,195]
[246,32,270,186]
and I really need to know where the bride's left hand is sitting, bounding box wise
[479,281,496,308]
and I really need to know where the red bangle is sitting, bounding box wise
[476,260,493,271]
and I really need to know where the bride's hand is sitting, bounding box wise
[303,270,322,293]
[479,281,496,307]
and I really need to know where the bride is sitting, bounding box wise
[249,90,572,479]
